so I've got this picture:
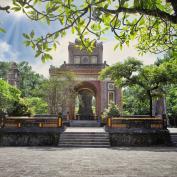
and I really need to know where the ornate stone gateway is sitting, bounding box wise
[49,40,122,120]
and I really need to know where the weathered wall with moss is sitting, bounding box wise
[108,129,171,146]
[0,128,62,146]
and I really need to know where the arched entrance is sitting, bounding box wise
[75,88,96,120]
[73,81,99,120]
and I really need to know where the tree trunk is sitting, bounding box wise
[147,90,153,117]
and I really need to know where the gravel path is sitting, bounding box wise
[0,147,177,177]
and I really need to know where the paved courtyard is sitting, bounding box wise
[0,146,177,177]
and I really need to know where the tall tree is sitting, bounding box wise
[0,79,20,114]
[165,85,177,126]
[100,57,177,116]
[0,62,11,80]
[6,0,177,61]
[42,72,77,115]
[123,86,149,115]
[17,61,45,97]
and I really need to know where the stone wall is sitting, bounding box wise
[108,128,171,146]
[0,128,63,146]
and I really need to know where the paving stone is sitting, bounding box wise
[0,147,177,177]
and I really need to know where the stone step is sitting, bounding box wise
[58,142,110,147]
[60,137,109,140]
[59,144,110,148]
[59,139,110,142]
[59,136,110,140]
[61,136,109,138]
[59,141,110,144]
[70,120,100,127]
[170,134,177,146]
[58,128,110,147]
[60,133,109,136]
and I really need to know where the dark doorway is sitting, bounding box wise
[75,89,96,120]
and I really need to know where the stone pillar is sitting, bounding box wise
[153,97,167,116]
[100,81,107,113]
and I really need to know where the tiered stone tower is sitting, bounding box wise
[7,62,20,88]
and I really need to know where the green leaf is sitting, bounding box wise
[46,17,50,25]
[30,30,35,38]
[0,28,6,33]
[11,6,21,12]
[53,43,57,50]
[23,33,30,39]
[24,41,31,46]
[114,44,119,51]
[41,53,53,63]
[120,43,123,50]
[71,27,75,34]
[35,50,41,58]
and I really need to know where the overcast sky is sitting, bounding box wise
[0,1,161,77]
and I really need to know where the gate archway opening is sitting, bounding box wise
[74,82,98,120]
[75,88,96,120]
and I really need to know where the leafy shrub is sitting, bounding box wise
[7,99,32,116]
[25,97,48,115]
[0,80,21,114]
[103,103,121,118]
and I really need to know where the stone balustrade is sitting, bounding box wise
[0,116,63,128]
[107,116,166,129]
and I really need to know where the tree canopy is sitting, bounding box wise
[41,72,76,114]
[17,61,45,97]
[123,85,149,115]
[0,61,48,115]
[100,57,177,116]
[0,62,11,79]
[0,61,45,97]
[0,79,20,113]
[0,0,173,62]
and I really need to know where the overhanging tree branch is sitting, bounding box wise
[0,5,10,13]
[98,7,177,24]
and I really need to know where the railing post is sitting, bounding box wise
[1,117,4,128]
[18,122,21,128]
[0,114,6,128]
[58,117,62,127]
[107,117,112,128]
[39,123,42,128]
[162,114,167,129]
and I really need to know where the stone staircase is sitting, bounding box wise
[58,128,110,147]
[170,133,177,146]
[70,120,100,127]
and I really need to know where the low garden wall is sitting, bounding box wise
[106,116,171,146]
[0,128,64,146]
[0,116,64,146]
[107,128,171,146]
